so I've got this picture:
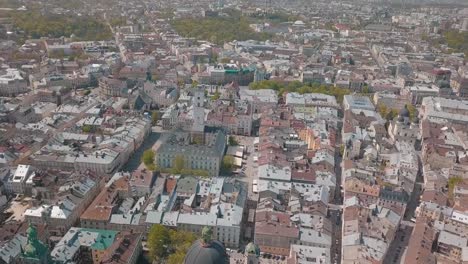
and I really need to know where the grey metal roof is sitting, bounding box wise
[184,240,228,264]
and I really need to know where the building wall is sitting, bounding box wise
[216,225,241,248]
[0,79,28,97]
[254,233,296,256]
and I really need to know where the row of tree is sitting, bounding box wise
[444,30,468,56]
[171,16,272,45]
[249,80,352,103]
[11,11,112,41]
[377,103,417,122]
[142,150,211,177]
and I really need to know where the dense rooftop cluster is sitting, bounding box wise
[0,0,468,263]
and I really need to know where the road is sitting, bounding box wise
[229,135,258,201]
[384,154,422,264]
[227,135,259,245]
[122,131,162,172]
[383,224,413,264]
[330,123,344,264]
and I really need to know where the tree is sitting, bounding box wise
[192,169,210,177]
[82,125,92,133]
[228,136,239,146]
[147,224,170,262]
[378,104,399,121]
[448,176,464,203]
[211,91,221,100]
[148,224,197,263]
[339,144,345,157]
[222,156,235,173]
[192,137,202,145]
[377,104,388,118]
[361,85,371,94]
[180,168,192,175]
[386,109,399,121]
[406,104,417,121]
[444,30,468,55]
[173,155,185,173]
[171,16,272,45]
[152,111,159,125]
[12,11,112,41]
[177,79,185,88]
[168,252,186,264]
[169,229,197,250]
[142,149,156,171]
[248,80,351,103]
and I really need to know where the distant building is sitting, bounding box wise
[206,100,253,136]
[24,176,103,236]
[4,164,34,195]
[0,68,28,97]
[343,95,375,111]
[239,89,278,113]
[387,106,420,146]
[99,76,127,97]
[421,97,468,125]
[156,130,227,176]
[402,85,439,105]
[199,64,254,86]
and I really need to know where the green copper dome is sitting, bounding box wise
[22,223,48,260]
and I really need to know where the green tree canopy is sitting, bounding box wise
[249,80,351,103]
[142,149,156,171]
[148,224,197,263]
[82,125,92,133]
[11,11,112,41]
[171,16,272,45]
[377,104,398,121]
[406,104,417,121]
[228,136,239,146]
[152,111,159,125]
[148,224,170,261]
[173,155,185,173]
[444,30,468,56]
[221,156,235,174]
[211,91,221,101]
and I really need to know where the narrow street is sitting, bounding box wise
[122,130,162,171]
[330,124,344,264]
[384,154,423,264]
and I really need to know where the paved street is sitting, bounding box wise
[123,130,162,171]
[331,125,344,264]
[384,154,422,264]
[229,135,258,202]
[384,224,413,264]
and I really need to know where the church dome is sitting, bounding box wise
[184,239,229,264]
[184,226,228,264]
